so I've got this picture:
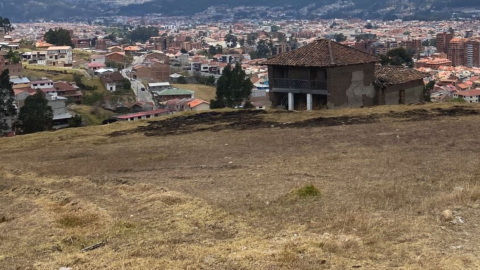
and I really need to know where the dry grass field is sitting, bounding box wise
[172,83,216,102]
[2,103,480,269]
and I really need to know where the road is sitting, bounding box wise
[121,56,156,107]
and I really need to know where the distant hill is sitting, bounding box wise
[1,0,480,21]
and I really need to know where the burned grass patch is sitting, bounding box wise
[109,106,480,138]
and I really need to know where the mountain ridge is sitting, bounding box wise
[1,0,480,21]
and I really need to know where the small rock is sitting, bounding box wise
[59,268,72,270]
[472,204,480,209]
[441,210,454,222]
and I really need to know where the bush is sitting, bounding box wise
[294,185,320,198]
[177,76,187,84]
[68,115,83,127]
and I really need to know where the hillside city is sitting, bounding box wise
[3,16,480,135]
[6,2,480,270]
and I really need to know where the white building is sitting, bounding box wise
[453,89,480,103]
[46,46,73,67]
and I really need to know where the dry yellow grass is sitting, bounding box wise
[172,83,216,101]
[2,104,480,269]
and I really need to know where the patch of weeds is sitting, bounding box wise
[294,185,321,198]
[57,213,97,228]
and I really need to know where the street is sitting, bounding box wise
[120,55,156,107]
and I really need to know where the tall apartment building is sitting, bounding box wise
[436,32,454,54]
[465,39,480,68]
[403,39,422,54]
[448,38,467,66]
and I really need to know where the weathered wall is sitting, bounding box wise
[327,63,375,108]
[380,79,424,105]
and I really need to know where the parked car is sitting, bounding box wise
[141,88,146,91]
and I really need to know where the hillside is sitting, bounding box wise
[2,104,480,269]
[2,0,480,21]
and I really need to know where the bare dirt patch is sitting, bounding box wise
[110,106,480,137]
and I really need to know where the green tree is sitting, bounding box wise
[68,115,83,127]
[18,90,53,134]
[271,25,280,32]
[255,39,271,59]
[247,33,258,46]
[44,28,74,47]
[7,49,21,64]
[225,32,238,48]
[128,26,159,42]
[334,33,347,43]
[239,38,245,47]
[365,23,373,29]
[122,78,131,90]
[0,17,13,32]
[210,63,252,109]
[177,76,187,84]
[423,81,435,102]
[0,69,16,136]
[381,48,414,68]
[422,40,430,47]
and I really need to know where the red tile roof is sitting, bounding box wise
[375,66,428,85]
[264,39,379,67]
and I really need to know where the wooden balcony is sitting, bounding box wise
[271,78,328,95]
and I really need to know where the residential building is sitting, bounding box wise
[72,38,91,49]
[46,93,72,130]
[105,52,125,65]
[152,88,194,102]
[453,89,480,103]
[436,32,454,54]
[0,57,23,77]
[148,82,172,91]
[115,109,170,121]
[100,71,125,92]
[265,39,425,110]
[448,38,467,66]
[46,46,73,67]
[54,82,83,104]
[10,77,30,89]
[374,66,427,105]
[464,39,480,68]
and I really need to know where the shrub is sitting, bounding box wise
[294,185,320,198]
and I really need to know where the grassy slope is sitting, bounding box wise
[172,83,216,102]
[70,105,114,125]
[2,103,480,269]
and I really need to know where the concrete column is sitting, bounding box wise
[307,93,312,111]
[288,92,294,111]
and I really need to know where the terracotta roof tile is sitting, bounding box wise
[375,66,428,85]
[264,39,378,67]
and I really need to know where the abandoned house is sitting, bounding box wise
[264,39,426,110]
[374,65,427,105]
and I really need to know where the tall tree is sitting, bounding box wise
[18,90,53,134]
[0,69,16,136]
[255,39,271,59]
[44,28,74,47]
[225,32,238,48]
[0,17,13,32]
[210,63,252,109]
[381,48,414,68]
[334,33,347,43]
